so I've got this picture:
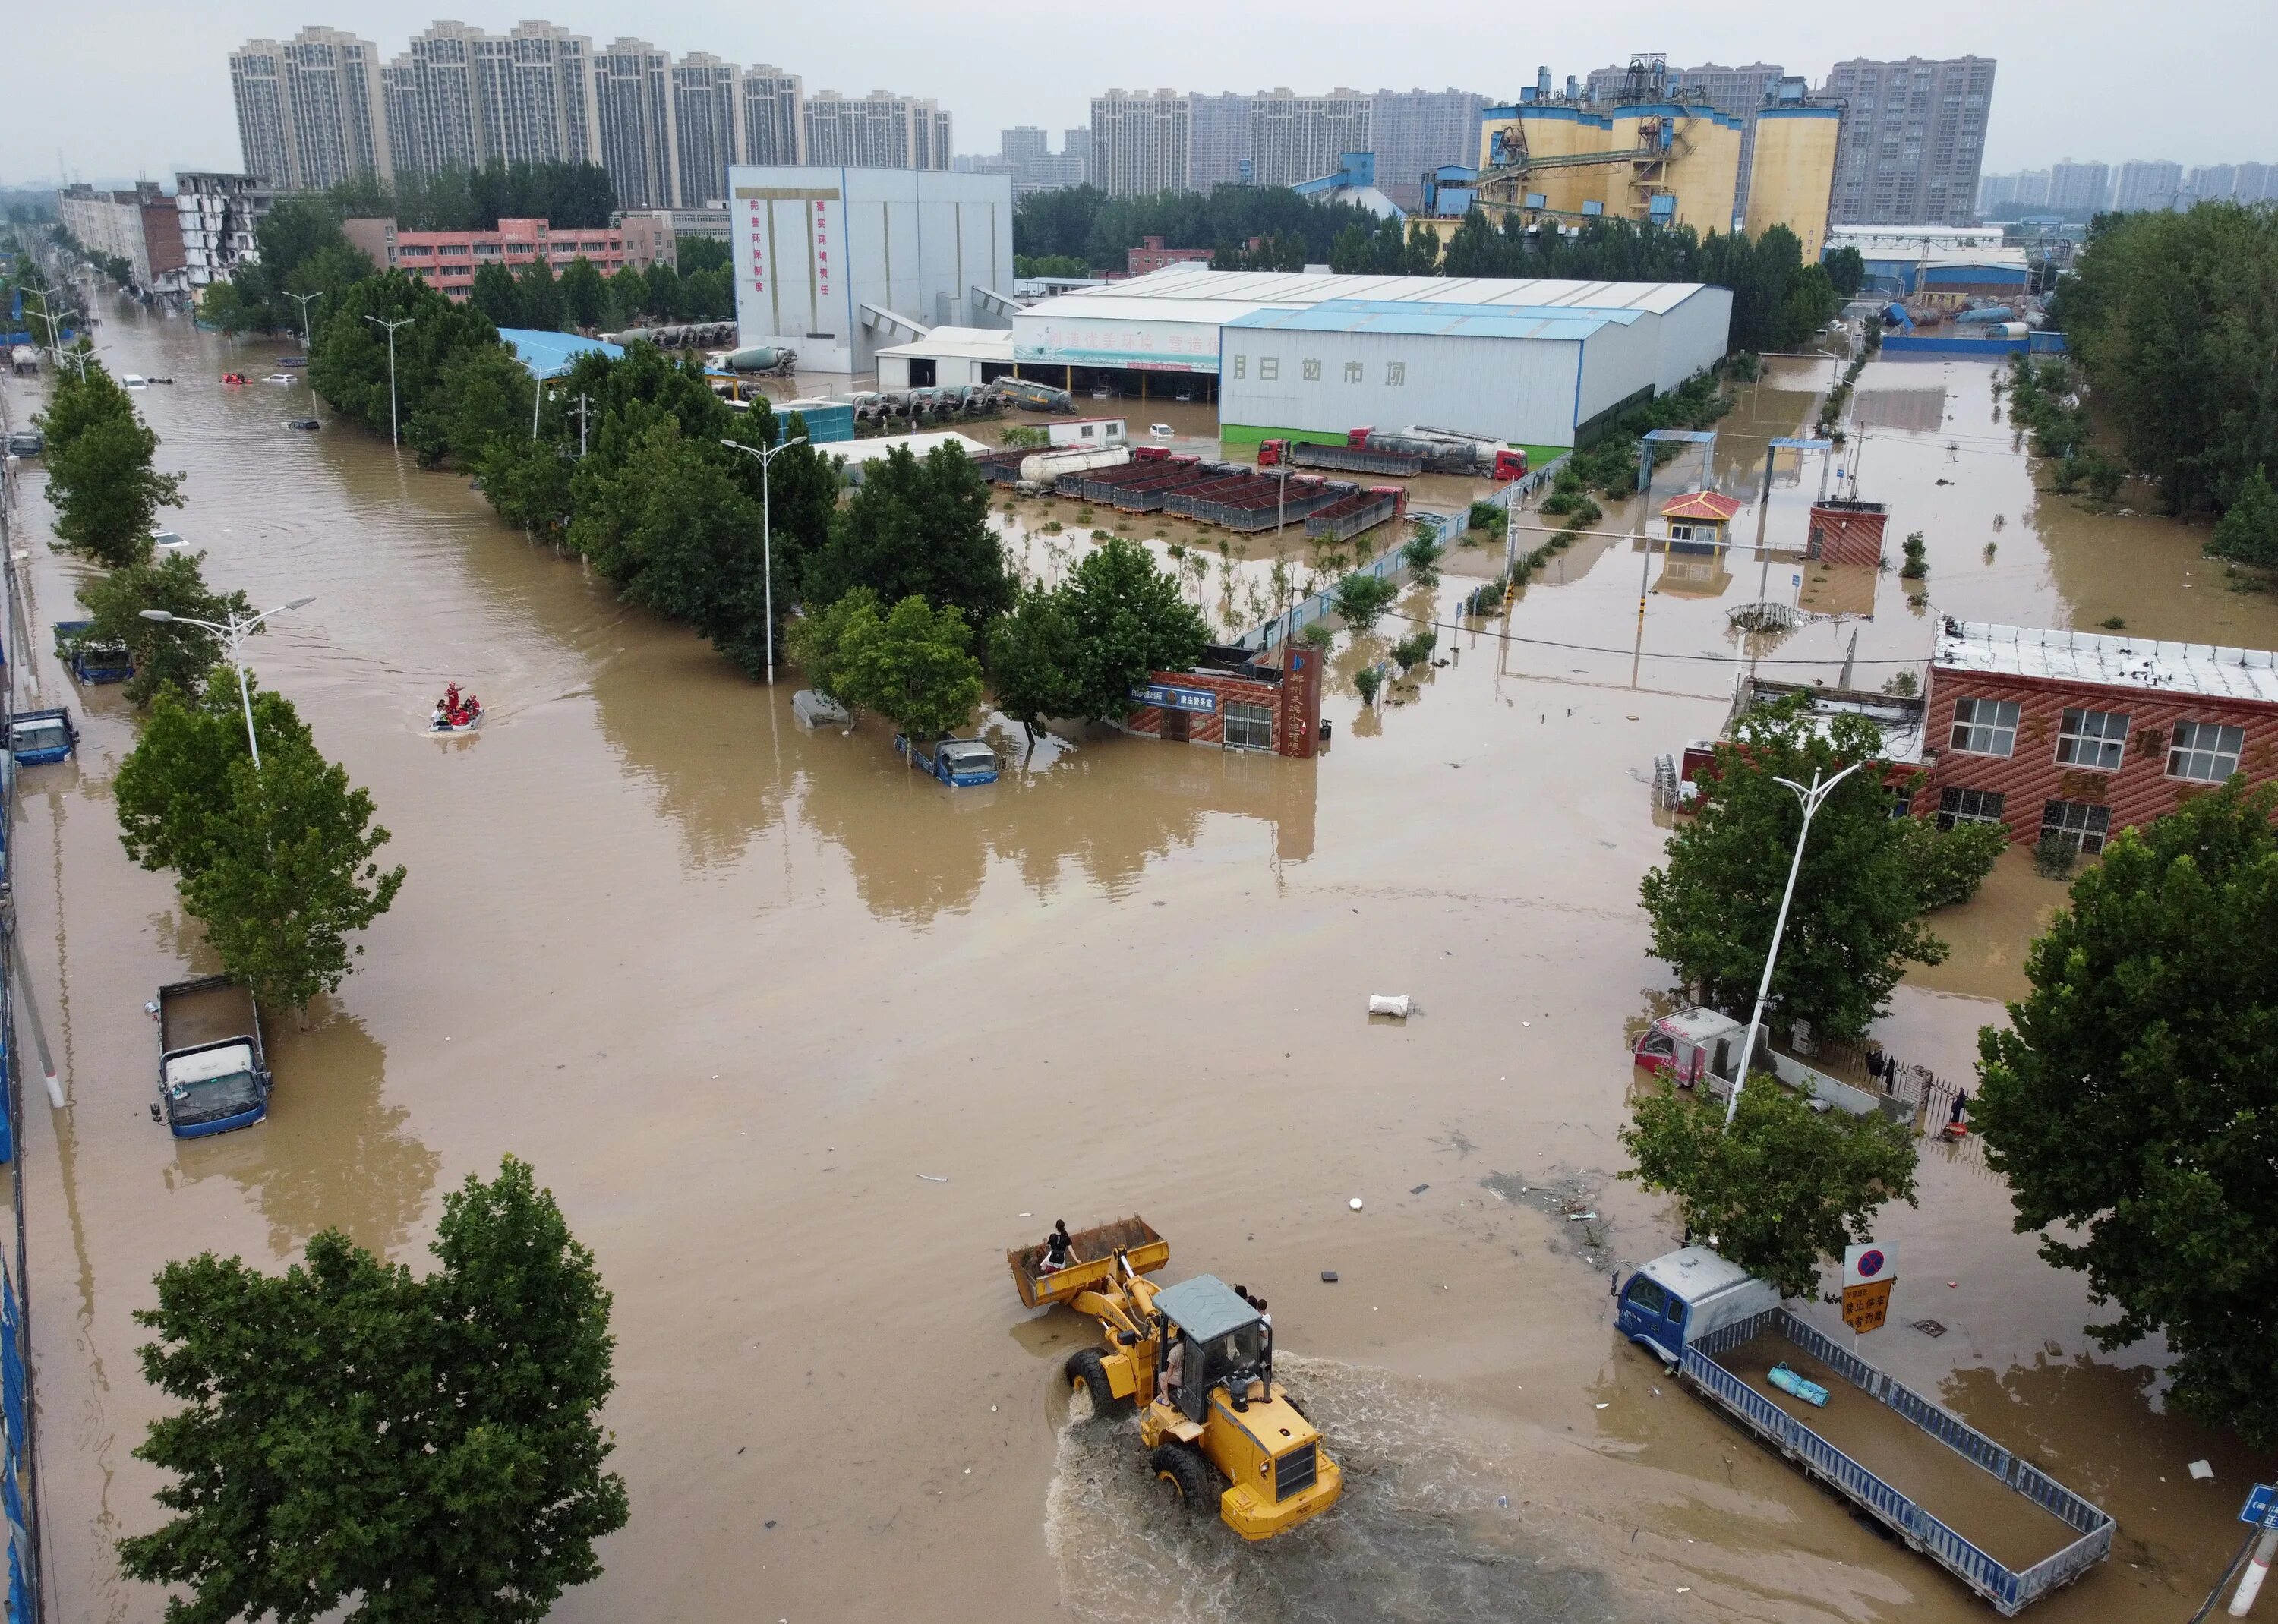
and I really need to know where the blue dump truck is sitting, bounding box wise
[52,620,134,684]
[8,708,77,765]
[895,733,1000,787]
[1617,1247,2114,1614]
[150,976,272,1137]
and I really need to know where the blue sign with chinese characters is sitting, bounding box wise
[2243,1484,2278,1526]
[1130,683,1219,715]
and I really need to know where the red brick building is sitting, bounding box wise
[342,216,670,304]
[1124,645,1326,758]
[1916,620,2278,851]
[1807,499,1889,568]
[1126,236,1216,276]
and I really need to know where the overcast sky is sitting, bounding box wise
[3,0,2270,186]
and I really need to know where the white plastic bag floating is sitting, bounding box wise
[1368,994,1411,1017]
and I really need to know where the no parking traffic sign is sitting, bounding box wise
[1841,1243,1895,1332]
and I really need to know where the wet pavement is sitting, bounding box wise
[4,315,2273,1623]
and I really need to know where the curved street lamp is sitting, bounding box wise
[140,597,316,768]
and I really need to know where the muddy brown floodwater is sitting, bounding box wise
[4,317,2273,1624]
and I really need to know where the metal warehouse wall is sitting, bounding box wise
[1651,286,1734,390]
[1219,329,1585,449]
[1010,311,1221,375]
[730,166,1012,375]
[1574,315,1661,427]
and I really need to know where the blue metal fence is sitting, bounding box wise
[1683,1307,2112,1614]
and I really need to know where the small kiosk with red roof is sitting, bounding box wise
[1661,490,1743,552]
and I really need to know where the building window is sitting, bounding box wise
[1343,360,1363,383]
[1387,361,1405,385]
[1936,787,2007,830]
[2040,799,2112,855]
[1232,355,1246,379]
[1949,696,2019,757]
[2056,707,2129,770]
[1301,358,1321,382]
[1224,702,1274,751]
[1258,356,1277,381]
[2168,720,2245,782]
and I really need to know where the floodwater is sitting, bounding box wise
[4,316,2273,1624]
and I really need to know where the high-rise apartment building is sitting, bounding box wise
[2111,159,2182,213]
[1976,169,2050,216]
[1063,126,1093,185]
[1249,88,1370,188]
[1189,93,1253,189]
[395,23,485,175]
[2235,163,2274,205]
[1366,88,1485,210]
[2183,164,2235,204]
[1823,55,1994,225]
[740,67,805,166]
[671,53,739,207]
[2047,159,2111,213]
[230,28,390,190]
[595,39,679,207]
[1090,90,1191,197]
[1002,127,1049,164]
[803,91,950,171]
[471,22,599,168]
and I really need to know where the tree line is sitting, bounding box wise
[33,358,405,1020]
[1014,184,1385,273]
[323,161,617,232]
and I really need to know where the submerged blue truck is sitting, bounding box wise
[895,733,999,787]
[151,976,272,1137]
[1617,1247,2113,1615]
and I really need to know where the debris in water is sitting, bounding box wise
[1368,993,1412,1017]
[1320,1270,1339,1282]
[1595,1402,1609,1410]
[1497,1495,1509,1508]
[918,1173,949,1183]
[1410,1184,1429,1194]
[1911,1318,1948,1338]
[1349,1197,1365,1211]
[2189,1459,2214,1481]
[1567,1212,1596,1222]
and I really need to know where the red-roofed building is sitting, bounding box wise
[1661,490,1742,548]
[341,216,673,304]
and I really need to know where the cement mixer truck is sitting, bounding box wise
[708,345,797,377]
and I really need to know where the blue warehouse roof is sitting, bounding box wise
[1224,298,1636,344]
[497,328,626,380]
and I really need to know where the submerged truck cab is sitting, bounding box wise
[153,976,273,1137]
[9,708,78,765]
[1615,1245,1780,1365]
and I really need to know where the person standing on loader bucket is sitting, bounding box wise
[1008,1218,1342,1541]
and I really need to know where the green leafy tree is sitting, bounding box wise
[1823,245,1866,298]
[1621,1080,1919,1300]
[178,741,406,1017]
[558,254,605,330]
[2207,467,2278,567]
[840,595,984,739]
[1639,695,1951,1044]
[113,680,316,878]
[77,550,254,706]
[1332,571,1399,634]
[437,342,538,467]
[1898,815,2007,910]
[516,254,565,331]
[1057,537,1207,721]
[805,444,1014,632]
[308,271,499,459]
[117,1156,629,1622]
[1401,532,1444,588]
[36,361,184,566]
[988,585,1084,747]
[1390,626,1437,671]
[1975,781,2278,1448]
[784,588,880,710]
[469,261,522,329]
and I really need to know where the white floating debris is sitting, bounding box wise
[1349,1197,1365,1211]
[917,1173,948,1183]
[1368,994,1411,1018]
[2188,1459,2213,1481]
[1595,1402,1610,1410]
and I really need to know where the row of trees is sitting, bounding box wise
[35,357,406,1019]
[1012,183,1385,273]
[2050,201,2278,521]
[322,161,617,232]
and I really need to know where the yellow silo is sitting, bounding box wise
[1745,106,1841,260]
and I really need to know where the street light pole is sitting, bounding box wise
[362,315,415,446]
[285,289,325,354]
[721,432,809,685]
[1721,759,1868,1127]
[140,597,316,769]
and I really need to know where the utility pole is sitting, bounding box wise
[284,290,324,355]
[570,393,592,456]
[363,315,414,447]
[719,432,811,683]
[1722,762,1866,1125]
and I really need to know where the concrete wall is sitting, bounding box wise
[728,166,1012,374]
[1218,326,1585,449]
[1745,106,1840,262]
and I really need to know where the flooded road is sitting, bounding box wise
[5,316,2272,1623]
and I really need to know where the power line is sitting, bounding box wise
[1392,606,1933,666]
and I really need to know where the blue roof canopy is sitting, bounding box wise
[497,328,625,380]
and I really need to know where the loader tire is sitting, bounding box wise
[1066,1348,1122,1415]
[1151,1442,1221,1516]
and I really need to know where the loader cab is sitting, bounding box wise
[1152,1276,1267,1423]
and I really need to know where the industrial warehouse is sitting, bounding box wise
[999,268,1731,453]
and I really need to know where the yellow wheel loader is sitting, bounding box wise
[1009,1217,1342,1540]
